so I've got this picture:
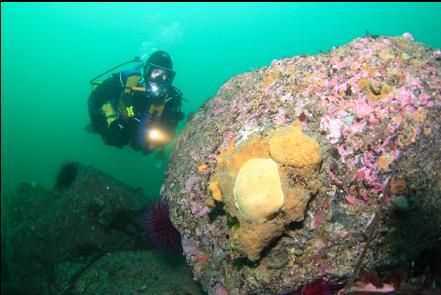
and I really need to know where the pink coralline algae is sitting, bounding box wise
[208,153,218,160]
[212,107,223,116]
[273,108,291,127]
[345,194,362,206]
[214,285,228,295]
[220,131,235,151]
[190,201,211,217]
[181,236,199,258]
[320,115,344,144]
[352,97,373,118]
[402,32,414,40]
[185,174,199,192]
[281,93,294,103]
[318,33,441,204]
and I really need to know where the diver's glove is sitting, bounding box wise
[102,119,129,148]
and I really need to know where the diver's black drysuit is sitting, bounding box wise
[88,69,183,153]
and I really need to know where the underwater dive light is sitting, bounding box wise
[148,128,161,141]
[146,127,170,145]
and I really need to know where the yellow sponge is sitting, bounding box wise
[233,158,284,224]
[269,124,321,167]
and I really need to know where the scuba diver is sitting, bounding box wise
[87,50,185,156]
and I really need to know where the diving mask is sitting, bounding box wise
[144,63,175,102]
[144,63,175,85]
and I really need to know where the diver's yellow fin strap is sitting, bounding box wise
[102,102,117,126]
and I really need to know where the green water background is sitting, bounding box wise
[2,2,441,216]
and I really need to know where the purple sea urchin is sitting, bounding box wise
[143,200,182,255]
[55,161,79,189]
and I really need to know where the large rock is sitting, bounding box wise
[162,34,441,294]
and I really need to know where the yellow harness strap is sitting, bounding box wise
[119,74,168,120]
[124,76,141,94]
[101,102,117,126]
[121,75,141,118]
[148,102,166,118]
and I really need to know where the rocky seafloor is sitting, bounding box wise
[162,34,441,294]
[3,163,205,295]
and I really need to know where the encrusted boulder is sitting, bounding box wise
[162,34,441,294]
